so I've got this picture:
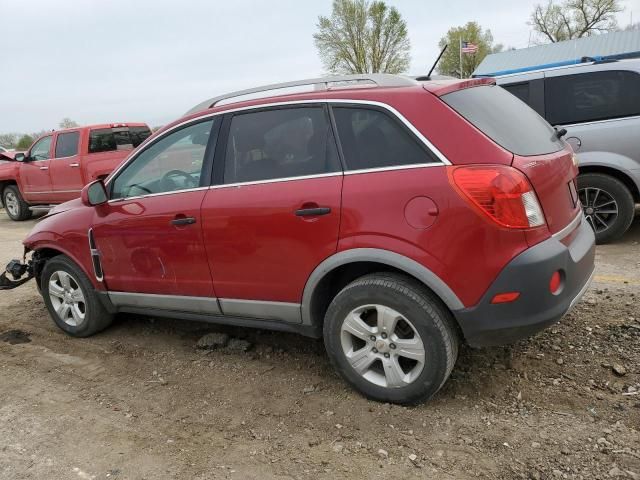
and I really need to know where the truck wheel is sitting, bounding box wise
[41,255,113,337]
[323,273,459,405]
[578,173,635,244]
[2,185,32,221]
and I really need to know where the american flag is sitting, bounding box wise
[461,41,479,54]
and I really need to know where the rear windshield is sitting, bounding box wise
[88,126,152,154]
[441,85,564,156]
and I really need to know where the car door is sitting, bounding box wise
[20,135,53,202]
[200,105,343,321]
[49,130,84,203]
[91,118,221,302]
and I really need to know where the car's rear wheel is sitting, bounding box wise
[323,273,459,405]
[2,185,32,221]
[578,173,635,244]
[41,255,113,337]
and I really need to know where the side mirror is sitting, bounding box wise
[81,180,108,207]
[14,153,26,162]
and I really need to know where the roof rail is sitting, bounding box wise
[185,74,418,115]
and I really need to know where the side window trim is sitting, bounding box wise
[107,117,221,201]
[53,131,80,159]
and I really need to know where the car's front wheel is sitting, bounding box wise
[41,255,113,337]
[323,273,459,405]
[578,173,635,244]
[2,185,32,221]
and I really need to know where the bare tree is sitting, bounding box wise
[59,118,79,129]
[314,0,410,74]
[530,0,623,43]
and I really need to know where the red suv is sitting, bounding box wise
[2,74,595,404]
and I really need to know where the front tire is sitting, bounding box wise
[323,273,459,405]
[2,185,32,221]
[578,173,635,244]
[41,255,113,337]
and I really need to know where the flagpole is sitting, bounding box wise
[459,37,463,79]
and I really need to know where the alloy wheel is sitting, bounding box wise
[340,304,425,388]
[4,192,19,217]
[578,187,618,234]
[48,271,86,327]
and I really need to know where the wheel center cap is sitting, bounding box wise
[375,339,389,353]
[585,207,595,215]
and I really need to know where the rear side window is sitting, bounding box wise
[55,132,79,158]
[441,85,564,156]
[332,106,435,170]
[88,126,152,153]
[545,70,640,125]
[223,106,340,184]
[502,82,530,104]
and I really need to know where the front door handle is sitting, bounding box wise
[69,163,80,168]
[171,216,197,226]
[295,207,331,217]
[39,166,49,171]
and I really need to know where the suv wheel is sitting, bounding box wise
[41,255,113,337]
[578,173,635,244]
[323,273,459,404]
[2,185,32,221]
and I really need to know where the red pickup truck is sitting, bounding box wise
[0,123,151,220]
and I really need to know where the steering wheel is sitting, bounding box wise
[160,170,197,192]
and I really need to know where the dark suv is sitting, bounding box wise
[2,74,595,404]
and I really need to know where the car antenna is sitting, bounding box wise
[415,45,448,81]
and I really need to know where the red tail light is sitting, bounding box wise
[449,165,546,229]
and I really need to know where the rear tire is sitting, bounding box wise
[2,185,32,221]
[323,273,459,405]
[578,173,635,244]
[41,255,113,337]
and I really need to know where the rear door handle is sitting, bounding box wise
[171,217,197,226]
[295,207,331,217]
[39,166,49,171]
[69,163,79,168]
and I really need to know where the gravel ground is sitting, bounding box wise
[0,210,638,480]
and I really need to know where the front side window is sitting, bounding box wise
[223,106,340,184]
[111,120,214,199]
[55,132,80,158]
[546,70,640,125]
[89,126,152,154]
[30,136,52,160]
[332,106,435,171]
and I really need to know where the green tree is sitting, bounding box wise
[16,134,34,150]
[59,118,79,129]
[530,0,623,43]
[436,22,502,78]
[314,0,410,74]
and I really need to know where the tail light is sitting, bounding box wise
[448,165,546,229]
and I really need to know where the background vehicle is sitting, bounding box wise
[0,123,151,221]
[5,74,594,404]
[494,58,640,244]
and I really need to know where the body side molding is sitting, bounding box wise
[300,248,464,326]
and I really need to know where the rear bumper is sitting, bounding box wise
[454,215,595,347]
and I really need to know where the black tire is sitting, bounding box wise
[2,185,32,221]
[40,255,113,337]
[323,273,459,405]
[578,173,635,245]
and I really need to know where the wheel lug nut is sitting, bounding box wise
[372,348,378,353]
[370,335,376,341]
[384,353,390,358]
[381,332,387,339]
[390,343,396,349]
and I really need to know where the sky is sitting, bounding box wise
[1,0,639,133]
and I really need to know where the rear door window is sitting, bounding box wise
[441,85,564,156]
[223,106,340,184]
[332,106,437,171]
[502,82,530,104]
[545,70,640,125]
[55,131,80,158]
[89,126,152,154]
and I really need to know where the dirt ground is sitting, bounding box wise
[0,211,638,480]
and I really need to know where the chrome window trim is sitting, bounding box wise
[107,186,209,204]
[208,171,343,190]
[344,162,446,175]
[104,99,452,202]
[53,154,78,160]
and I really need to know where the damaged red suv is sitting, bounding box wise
[2,74,595,404]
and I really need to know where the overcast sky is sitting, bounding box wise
[1,0,638,133]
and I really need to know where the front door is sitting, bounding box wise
[201,105,343,317]
[92,118,220,299]
[21,135,53,203]
[50,130,84,203]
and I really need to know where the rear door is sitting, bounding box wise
[201,105,343,319]
[49,130,83,202]
[21,135,53,203]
